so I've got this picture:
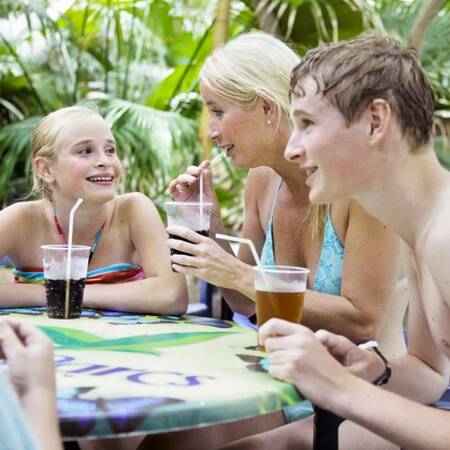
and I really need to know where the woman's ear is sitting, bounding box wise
[261,99,277,124]
[33,157,56,185]
[367,99,392,146]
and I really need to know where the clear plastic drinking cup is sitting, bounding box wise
[165,201,213,258]
[253,265,310,331]
[41,245,90,319]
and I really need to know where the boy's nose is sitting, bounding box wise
[284,140,306,163]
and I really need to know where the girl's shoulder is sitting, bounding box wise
[0,200,46,223]
[113,193,158,217]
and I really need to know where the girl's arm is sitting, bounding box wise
[300,200,402,343]
[83,193,188,314]
[0,203,46,307]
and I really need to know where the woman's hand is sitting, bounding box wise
[169,161,218,206]
[167,225,249,290]
[259,319,385,409]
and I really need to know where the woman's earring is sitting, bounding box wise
[267,120,271,125]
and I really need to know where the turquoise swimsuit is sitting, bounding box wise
[260,178,344,422]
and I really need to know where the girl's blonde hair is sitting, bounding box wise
[200,32,300,130]
[31,105,103,200]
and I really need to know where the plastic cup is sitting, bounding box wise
[165,201,213,258]
[254,265,309,350]
[41,245,90,319]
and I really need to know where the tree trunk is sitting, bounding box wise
[407,0,444,53]
[199,0,230,160]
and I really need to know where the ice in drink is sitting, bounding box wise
[41,245,90,319]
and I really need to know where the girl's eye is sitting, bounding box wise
[212,109,223,118]
[106,147,116,154]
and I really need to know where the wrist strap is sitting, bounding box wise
[371,346,392,386]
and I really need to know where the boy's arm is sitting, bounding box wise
[335,373,450,450]
[382,248,449,403]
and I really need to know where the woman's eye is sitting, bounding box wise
[79,147,92,154]
[301,119,313,128]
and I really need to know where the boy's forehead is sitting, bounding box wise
[290,78,328,116]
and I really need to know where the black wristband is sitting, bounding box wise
[371,346,392,386]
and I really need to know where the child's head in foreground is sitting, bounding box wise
[31,106,122,203]
[289,34,435,152]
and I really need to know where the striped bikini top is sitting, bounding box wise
[14,263,145,285]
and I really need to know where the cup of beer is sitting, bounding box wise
[254,265,309,336]
[41,245,90,319]
[164,201,213,264]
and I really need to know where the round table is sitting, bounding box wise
[0,307,303,440]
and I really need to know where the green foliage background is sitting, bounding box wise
[0,0,448,230]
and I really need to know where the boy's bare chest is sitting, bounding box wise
[416,261,450,359]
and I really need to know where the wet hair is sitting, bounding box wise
[31,105,103,200]
[290,34,435,151]
[200,32,300,130]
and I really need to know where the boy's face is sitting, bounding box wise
[285,76,373,204]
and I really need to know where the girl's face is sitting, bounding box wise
[200,81,274,168]
[284,77,373,204]
[49,115,123,204]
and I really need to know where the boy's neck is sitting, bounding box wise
[355,147,449,248]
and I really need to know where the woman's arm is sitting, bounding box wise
[301,200,402,343]
[167,168,270,316]
[83,193,188,314]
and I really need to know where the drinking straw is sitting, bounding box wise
[215,233,261,265]
[64,198,83,318]
[199,172,204,230]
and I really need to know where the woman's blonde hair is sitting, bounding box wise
[201,33,327,241]
[31,105,103,200]
[200,32,300,130]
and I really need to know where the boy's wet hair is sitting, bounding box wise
[290,34,435,151]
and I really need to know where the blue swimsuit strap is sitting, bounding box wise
[260,177,283,265]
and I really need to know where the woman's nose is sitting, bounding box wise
[207,122,219,141]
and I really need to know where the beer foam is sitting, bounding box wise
[43,255,88,280]
[255,279,306,293]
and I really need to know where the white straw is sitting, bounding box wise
[199,172,204,230]
[64,198,83,318]
[215,233,261,265]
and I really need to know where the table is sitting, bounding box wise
[0,307,303,440]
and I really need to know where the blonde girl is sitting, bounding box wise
[0,106,187,314]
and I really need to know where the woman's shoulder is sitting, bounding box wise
[245,167,280,196]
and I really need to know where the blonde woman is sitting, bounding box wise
[140,33,404,450]
[0,106,187,314]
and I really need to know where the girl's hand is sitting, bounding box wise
[167,226,244,289]
[259,319,385,409]
[168,161,218,206]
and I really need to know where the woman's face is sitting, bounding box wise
[200,81,273,168]
[48,115,123,204]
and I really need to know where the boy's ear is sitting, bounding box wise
[367,99,392,146]
[33,157,56,184]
